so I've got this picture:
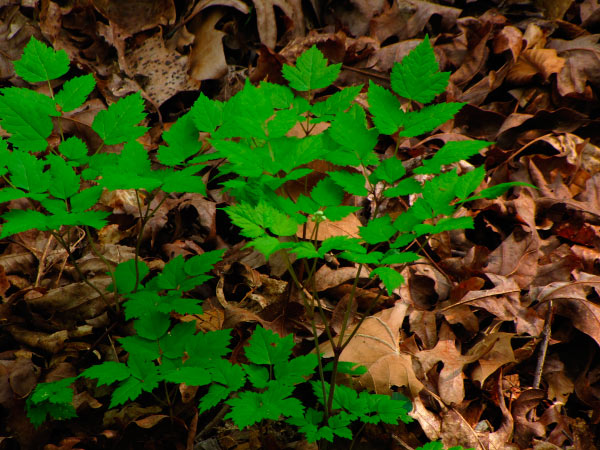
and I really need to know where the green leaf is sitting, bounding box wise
[327,171,368,196]
[198,359,245,412]
[184,249,226,276]
[6,151,50,193]
[413,216,474,237]
[282,46,341,91]
[462,182,536,201]
[226,381,303,428]
[311,177,344,207]
[29,378,77,405]
[329,105,378,159]
[380,251,420,264]
[156,255,186,290]
[415,140,493,175]
[157,114,202,166]
[274,354,318,386]
[0,87,58,151]
[455,166,486,199]
[338,251,383,264]
[359,216,396,244]
[134,311,171,340]
[161,166,206,194]
[119,335,161,360]
[162,366,211,385]
[370,157,406,184]
[81,361,131,385]
[190,92,223,133]
[391,35,449,103]
[112,259,149,294]
[109,377,143,408]
[311,85,362,117]
[245,326,294,366]
[55,74,96,112]
[14,37,70,83]
[46,154,80,199]
[384,178,423,197]
[92,91,148,145]
[245,235,282,261]
[319,236,365,256]
[367,81,405,134]
[70,186,103,212]
[243,364,270,389]
[400,102,466,137]
[159,321,196,358]
[0,210,48,238]
[259,81,295,108]
[59,137,88,163]
[370,267,405,295]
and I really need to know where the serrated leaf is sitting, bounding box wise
[0,210,48,237]
[319,236,365,256]
[463,182,536,201]
[282,46,341,91]
[359,215,396,244]
[0,87,58,151]
[415,140,493,175]
[118,335,161,360]
[245,235,282,261]
[190,92,223,133]
[274,353,318,386]
[380,251,420,265]
[81,361,131,385]
[371,157,406,184]
[46,154,80,199]
[184,248,226,276]
[162,366,211,385]
[6,151,50,193]
[243,364,270,388]
[338,251,383,264]
[134,311,171,340]
[245,326,294,366]
[367,81,405,134]
[259,81,295,108]
[59,137,88,163]
[311,177,344,207]
[391,35,449,103]
[157,114,202,166]
[14,37,70,83]
[370,267,405,295]
[383,178,423,197]
[159,321,196,358]
[328,105,378,159]
[327,171,368,196]
[113,259,149,294]
[92,91,148,145]
[55,74,96,112]
[109,377,143,408]
[400,102,466,137]
[455,166,486,199]
[311,85,362,117]
[70,186,102,212]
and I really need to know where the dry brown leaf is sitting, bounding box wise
[125,31,200,105]
[252,0,304,49]
[92,0,176,35]
[370,0,460,43]
[507,49,566,84]
[484,231,538,289]
[322,301,424,395]
[530,273,600,347]
[493,25,523,61]
[298,213,362,241]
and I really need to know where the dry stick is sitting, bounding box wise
[533,299,553,389]
[391,434,415,450]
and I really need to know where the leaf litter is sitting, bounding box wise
[1,0,600,449]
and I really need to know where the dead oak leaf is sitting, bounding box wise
[507,48,566,84]
[321,301,424,395]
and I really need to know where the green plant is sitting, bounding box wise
[4,36,525,447]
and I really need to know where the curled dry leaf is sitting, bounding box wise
[507,49,566,84]
[530,272,600,347]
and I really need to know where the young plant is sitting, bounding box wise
[4,36,526,448]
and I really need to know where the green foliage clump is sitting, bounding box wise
[2,35,526,448]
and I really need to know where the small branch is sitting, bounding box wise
[533,300,553,389]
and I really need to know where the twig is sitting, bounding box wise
[533,300,553,389]
[195,404,230,442]
[392,434,415,450]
